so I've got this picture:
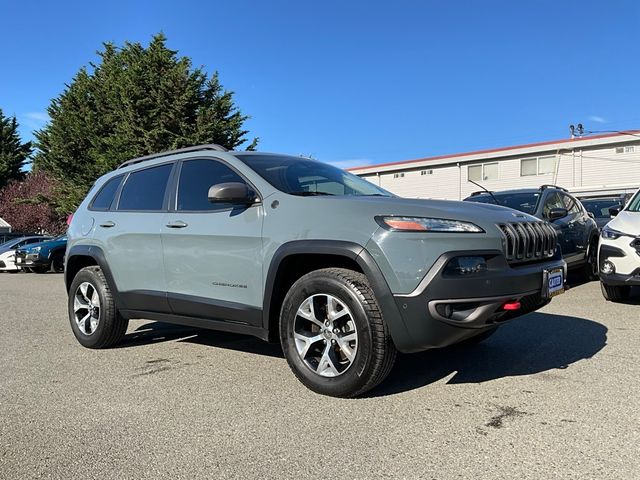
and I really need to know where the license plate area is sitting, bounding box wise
[543,268,564,298]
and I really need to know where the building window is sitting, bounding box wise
[615,147,624,154]
[520,156,557,176]
[538,156,556,174]
[420,169,433,175]
[393,172,405,179]
[625,146,635,153]
[468,163,498,182]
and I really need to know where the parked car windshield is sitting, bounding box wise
[236,154,393,197]
[466,192,540,215]
[581,198,622,218]
[625,192,640,212]
[0,238,21,249]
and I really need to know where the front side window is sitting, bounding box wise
[91,175,124,210]
[543,192,565,218]
[236,154,392,197]
[118,164,173,211]
[561,194,581,215]
[177,159,246,211]
[625,191,640,212]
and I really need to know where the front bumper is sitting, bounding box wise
[14,252,47,268]
[598,236,640,281]
[390,249,565,353]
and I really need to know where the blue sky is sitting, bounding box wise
[1,0,639,168]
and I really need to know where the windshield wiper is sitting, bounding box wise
[289,191,336,196]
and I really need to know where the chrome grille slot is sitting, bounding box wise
[497,221,557,264]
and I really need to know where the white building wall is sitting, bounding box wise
[357,140,640,201]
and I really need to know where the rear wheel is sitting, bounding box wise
[280,268,396,398]
[600,282,631,302]
[68,266,128,348]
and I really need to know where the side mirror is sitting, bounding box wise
[548,207,568,220]
[587,212,595,219]
[208,182,256,205]
[608,206,620,217]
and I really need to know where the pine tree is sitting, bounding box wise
[34,33,258,213]
[0,109,32,189]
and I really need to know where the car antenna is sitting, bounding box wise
[467,179,500,205]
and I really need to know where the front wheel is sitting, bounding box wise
[51,253,65,273]
[582,237,599,280]
[280,268,396,398]
[600,282,631,302]
[68,266,128,348]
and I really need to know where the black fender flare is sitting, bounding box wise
[65,245,120,303]
[262,240,411,348]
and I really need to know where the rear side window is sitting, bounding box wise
[177,159,245,211]
[91,175,124,211]
[118,164,173,211]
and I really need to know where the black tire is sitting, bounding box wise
[68,266,128,348]
[32,265,49,274]
[600,282,631,302]
[456,327,498,347]
[582,237,599,281]
[279,268,396,398]
[51,253,65,273]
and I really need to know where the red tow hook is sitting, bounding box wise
[502,301,521,311]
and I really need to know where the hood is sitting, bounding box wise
[605,211,640,236]
[321,195,540,225]
[20,238,67,253]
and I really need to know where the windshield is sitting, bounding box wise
[0,238,20,249]
[625,191,640,212]
[466,192,540,215]
[236,154,392,197]
[581,199,621,218]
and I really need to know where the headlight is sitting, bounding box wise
[31,246,41,253]
[601,227,624,240]
[377,216,484,233]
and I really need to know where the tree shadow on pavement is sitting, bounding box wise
[368,312,607,397]
[117,321,284,358]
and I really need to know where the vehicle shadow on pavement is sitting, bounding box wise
[117,321,284,358]
[368,312,608,397]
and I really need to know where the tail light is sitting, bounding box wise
[66,213,74,226]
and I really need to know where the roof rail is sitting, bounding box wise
[540,184,568,192]
[117,144,228,169]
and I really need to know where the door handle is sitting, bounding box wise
[99,221,116,228]
[165,220,188,229]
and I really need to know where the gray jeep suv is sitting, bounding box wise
[66,145,566,397]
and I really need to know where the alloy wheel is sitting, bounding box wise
[293,294,358,377]
[73,282,100,335]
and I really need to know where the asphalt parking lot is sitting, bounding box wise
[1,273,639,479]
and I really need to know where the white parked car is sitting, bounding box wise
[599,189,640,301]
[0,236,52,272]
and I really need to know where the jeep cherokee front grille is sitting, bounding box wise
[497,221,557,264]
